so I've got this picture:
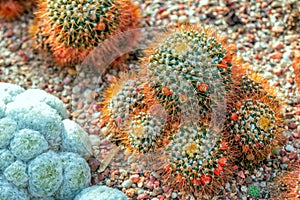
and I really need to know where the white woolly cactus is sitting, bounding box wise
[74,185,128,200]
[10,129,49,162]
[3,160,28,188]
[0,83,92,199]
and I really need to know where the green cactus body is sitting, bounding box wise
[145,26,233,119]
[162,122,228,192]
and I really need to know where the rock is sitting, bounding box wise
[121,179,133,188]
[272,26,284,34]
[285,144,294,152]
[178,15,187,24]
[241,186,247,193]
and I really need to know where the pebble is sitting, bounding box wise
[121,179,133,188]
[171,192,178,199]
[285,144,294,152]
[241,186,247,193]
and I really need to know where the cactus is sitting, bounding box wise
[161,122,231,197]
[141,25,235,120]
[32,0,140,66]
[0,83,92,199]
[0,0,34,20]
[100,74,177,153]
[227,70,284,163]
[273,163,300,199]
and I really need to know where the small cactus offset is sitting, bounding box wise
[161,122,231,197]
[227,71,284,163]
[32,0,140,67]
[99,74,177,153]
[0,0,34,20]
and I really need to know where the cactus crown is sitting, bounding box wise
[45,0,120,48]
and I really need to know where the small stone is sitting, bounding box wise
[137,193,149,199]
[130,174,140,183]
[171,192,177,199]
[272,25,284,34]
[54,84,64,92]
[282,156,289,163]
[269,52,283,59]
[238,171,245,179]
[178,15,187,24]
[285,144,294,152]
[121,179,132,188]
[280,164,288,170]
[170,15,178,22]
[288,123,297,130]
[125,188,135,198]
[260,182,266,187]
[241,186,247,193]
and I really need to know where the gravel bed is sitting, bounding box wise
[0,0,299,199]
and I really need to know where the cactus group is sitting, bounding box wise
[31,0,140,67]
[99,24,284,198]
[0,83,92,199]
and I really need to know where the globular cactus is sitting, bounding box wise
[227,71,284,163]
[161,122,231,197]
[99,74,177,153]
[0,0,34,20]
[32,0,140,67]
[141,25,236,120]
[273,163,300,199]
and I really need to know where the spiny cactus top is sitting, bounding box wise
[100,75,177,153]
[162,122,229,196]
[143,25,235,119]
[33,0,140,66]
[45,0,133,48]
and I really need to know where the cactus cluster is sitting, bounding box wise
[31,0,140,66]
[0,83,92,200]
[0,0,34,20]
[99,24,284,197]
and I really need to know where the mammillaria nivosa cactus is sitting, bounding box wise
[0,0,34,20]
[32,0,140,66]
[0,82,92,199]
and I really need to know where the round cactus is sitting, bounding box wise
[0,175,29,200]
[28,151,63,197]
[141,25,235,120]
[161,122,230,197]
[32,0,140,66]
[100,74,178,153]
[0,118,17,149]
[10,129,49,162]
[227,75,283,162]
[0,0,34,20]
[55,152,91,200]
[4,160,28,188]
[0,149,15,172]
